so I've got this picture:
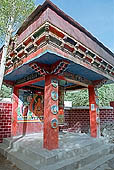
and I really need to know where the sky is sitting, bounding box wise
[35,0,114,53]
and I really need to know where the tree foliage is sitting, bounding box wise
[0,85,11,98]
[65,89,89,106]
[0,84,114,106]
[0,0,35,90]
[0,0,35,44]
[98,84,114,106]
[65,84,114,106]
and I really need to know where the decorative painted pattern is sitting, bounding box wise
[51,118,58,129]
[17,89,44,122]
[29,60,69,75]
[5,22,114,79]
[6,22,114,80]
[51,91,58,101]
[51,105,58,115]
[51,78,58,88]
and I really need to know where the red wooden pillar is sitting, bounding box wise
[88,85,100,138]
[43,75,59,150]
[12,87,19,136]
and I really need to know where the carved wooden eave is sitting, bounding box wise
[5,22,114,81]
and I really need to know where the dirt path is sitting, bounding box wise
[0,154,20,170]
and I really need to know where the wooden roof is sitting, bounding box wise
[16,0,114,65]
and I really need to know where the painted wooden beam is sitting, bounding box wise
[93,79,108,88]
[29,84,44,90]
[58,72,92,87]
[15,75,44,88]
[3,80,14,87]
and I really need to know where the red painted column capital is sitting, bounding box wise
[43,74,59,150]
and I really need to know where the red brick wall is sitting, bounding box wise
[64,106,114,133]
[0,101,114,142]
[100,109,114,124]
[0,102,43,142]
[64,108,90,132]
[0,102,12,143]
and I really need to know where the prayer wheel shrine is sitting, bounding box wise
[0,0,114,150]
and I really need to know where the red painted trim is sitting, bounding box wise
[3,80,14,86]
[6,61,12,66]
[10,52,16,57]
[18,51,25,58]
[57,75,66,81]
[101,65,105,70]
[96,56,102,62]
[78,45,86,52]
[49,25,64,38]
[23,37,33,46]
[64,44,74,52]
[35,36,45,45]
[85,56,92,63]
[47,45,114,81]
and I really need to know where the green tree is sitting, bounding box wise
[0,85,11,99]
[98,84,114,106]
[64,84,114,106]
[0,0,35,90]
[65,89,89,106]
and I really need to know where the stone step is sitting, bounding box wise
[39,144,114,170]
[78,153,114,170]
[0,143,8,156]
[3,133,43,147]
[1,134,113,170]
[19,146,46,165]
[7,151,38,170]
[9,139,104,166]
[3,137,12,147]
[45,141,103,165]
[0,138,105,169]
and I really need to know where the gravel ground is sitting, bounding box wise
[0,154,20,170]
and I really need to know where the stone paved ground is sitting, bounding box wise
[95,158,114,170]
[0,153,20,170]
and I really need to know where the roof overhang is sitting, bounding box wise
[2,0,114,89]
